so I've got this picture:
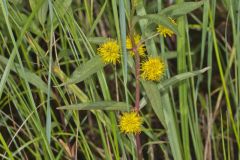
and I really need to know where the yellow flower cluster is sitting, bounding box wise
[97,17,175,82]
[119,112,142,134]
[97,27,171,134]
[97,34,146,65]
[157,17,177,38]
[97,38,166,81]
[157,25,174,37]
[126,34,146,56]
[97,40,120,64]
[141,57,165,81]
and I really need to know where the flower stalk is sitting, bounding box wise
[129,31,143,160]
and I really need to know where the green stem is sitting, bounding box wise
[209,10,240,149]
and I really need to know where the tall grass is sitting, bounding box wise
[0,0,240,159]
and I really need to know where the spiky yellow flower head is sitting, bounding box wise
[126,34,146,56]
[119,112,142,134]
[141,57,165,81]
[157,26,174,37]
[97,40,120,64]
[157,17,176,38]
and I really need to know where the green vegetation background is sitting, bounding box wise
[0,0,239,159]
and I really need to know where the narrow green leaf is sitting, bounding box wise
[29,0,37,11]
[119,0,129,112]
[89,0,107,35]
[60,55,106,85]
[46,0,54,144]
[53,0,72,19]
[141,67,210,128]
[0,0,45,99]
[49,0,72,29]
[0,55,56,99]
[133,15,178,35]
[158,67,210,92]
[165,51,194,59]
[57,101,129,111]
[141,81,166,127]
[38,0,48,26]
[29,0,48,26]
[160,1,205,17]
[162,93,183,160]
[79,37,110,44]
[0,133,14,160]
[8,8,42,36]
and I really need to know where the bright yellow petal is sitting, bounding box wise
[141,57,165,81]
[97,40,120,64]
[126,34,146,56]
[119,112,142,134]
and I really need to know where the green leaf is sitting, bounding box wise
[0,55,56,99]
[0,133,14,160]
[160,1,205,17]
[89,0,108,35]
[140,67,210,128]
[38,0,48,26]
[162,93,183,160]
[158,67,210,92]
[48,0,72,29]
[53,0,72,18]
[57,101,129,111]
[29,0,48,26]
[133,15,178,35]
[164,51,194,59]
[141,81,166,127]
[0,0,46,99]
[9,0,22,4]
[79,37,110,44]
[29,0,37,10]
[8,8,42,36]
[60,55,106,85]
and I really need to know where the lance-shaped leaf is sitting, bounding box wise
[158,66,210,92]
[141,81,166,127]
[141,66,210,127]
[60,55,106,85]
[133,15,178,35]
[57,101,129,111]
[0,55,56,99]
[159,1,205,17]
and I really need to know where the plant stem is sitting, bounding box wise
[130,32,142,160]
[133,46,141,112]
[135,134,142,160]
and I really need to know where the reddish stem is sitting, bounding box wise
[133,47,141,112]
[135,134,143,160]
[130,33,142,160]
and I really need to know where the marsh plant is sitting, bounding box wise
[0,0,240,160]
